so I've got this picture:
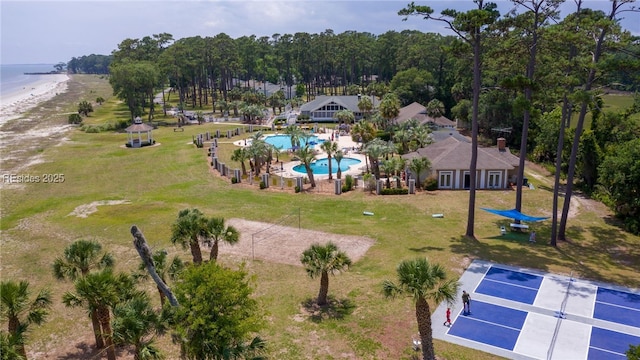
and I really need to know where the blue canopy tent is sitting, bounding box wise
[480,208,549,222]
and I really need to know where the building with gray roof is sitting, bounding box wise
[300,95,378,122]
[402,137,520,190]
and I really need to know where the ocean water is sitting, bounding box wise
[0,64,57,98]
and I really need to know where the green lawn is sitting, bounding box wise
[1,76,638,359]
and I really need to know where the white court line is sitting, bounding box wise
[461,315,522,332]
[589,345,626,357]
[483,277,540,291]
[595,300,640,312]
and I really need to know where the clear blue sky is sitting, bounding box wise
[1,0,638,65]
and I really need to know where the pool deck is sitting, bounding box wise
[234,130,368,180]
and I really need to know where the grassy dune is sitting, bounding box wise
[1,76,638,359]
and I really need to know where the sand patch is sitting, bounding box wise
[68,200,131,218]
[221,218,375,266]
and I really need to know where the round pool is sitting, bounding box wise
[264,134,320,150]
[293,157,362,175]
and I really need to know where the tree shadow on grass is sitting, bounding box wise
[57,342,133,360]
[448,234,559,273]
[409,246,444,253]
[301,296,356,323]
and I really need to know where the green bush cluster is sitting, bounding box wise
[68,113,82,124]
[259,181,266,189]
[342,175,354,193]
[295,186,301,193]
[231,177,238,184]
[423,177,438,191]
[79,120,129,133]
[380,188,409,195]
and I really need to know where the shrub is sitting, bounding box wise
[295,186,301,193]
[231,177,238,184]
[259,181,266,189]
[78,100,93,116]
[342,175,354,192]
[96,96,105,105]
[423,177,438,191]
[68,113,82,124]
[84,126,100,133]
[114,119,129,130]
[363,173,377,191]
[380,188,409,195]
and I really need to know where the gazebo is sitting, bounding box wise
[125,117,154,148]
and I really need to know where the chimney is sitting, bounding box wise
[497,138,506,151]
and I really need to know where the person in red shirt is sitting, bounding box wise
[443,307,452,326]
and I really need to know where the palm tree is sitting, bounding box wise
[52,239,114,349]
[0,331,25,360]
[425,99,445,118]
[231,148,249,176]
[394,128,412,154]
[284,125,303,149]
[320,140,339,180]
[112,294,164,360]
[392,157,408,188]
[333,109,355,126]
[53,240,115,280]
[202,217,240,261]
[381,159,396,188]
[411,125,432,150]
[300,242,352,306]
[382,258,459,360]
[363,138,389,179]
[171,208,206,264]
[334,150,345,180]
[295,145,317,188]
[351,119,377,145]
[357,96,373,119]
[137,250,184,306]
[0,281,52,360]
[63,270,135,360]
[408,157,432,188]
[379,93,400,130]
[247,132,269,175]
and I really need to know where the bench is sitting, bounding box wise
[510,223,529,230]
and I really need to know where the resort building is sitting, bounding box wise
[300,95,378,122]
[396,102,456,129]
[403,136,520,190]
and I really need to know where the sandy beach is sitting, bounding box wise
[0,74,69,125]
[0,73,71,181]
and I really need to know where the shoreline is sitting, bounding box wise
[0,74,70,126]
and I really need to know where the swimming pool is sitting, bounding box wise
[264,134,320,150]
[293,157,362,175]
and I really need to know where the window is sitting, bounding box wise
[439,171,453,189]
[487,171,501,189]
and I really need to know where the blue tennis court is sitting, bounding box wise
[433,261,640,360]
[589,327,640,359]
[448,300,527,350]
[475,267,543,304]
[594,287,640,328]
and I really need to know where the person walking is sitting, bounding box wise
[529,231,536,243]
[462,290,471,314]
[443,307,452,326]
